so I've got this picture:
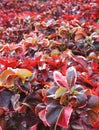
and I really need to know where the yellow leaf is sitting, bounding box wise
[55,87,67,99]
[15,69,32,83]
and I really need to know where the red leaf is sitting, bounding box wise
[38,109,50,127]
[57,106,73,128]
[30,124,38,130]
[91,62,99,70]
[61,63,68,76]
[72,55,88,71]
[92,117,99,129]
[53,71,68,88]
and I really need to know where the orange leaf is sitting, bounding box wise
[0,69,16,88]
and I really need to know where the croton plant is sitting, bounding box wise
[0,0,99,130]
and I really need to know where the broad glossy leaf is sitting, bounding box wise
[87,95,99,112]
[11,94,20,111]
[76,93,87,108]
[71,85,84,92]
[55,87,67,99]
[75,28,87,41]
[35,103,46,114]
[0,69,16,88]
[15,69,32,83]
[66,66,77,87]
[46,86,58,97]
[24,92,42,108]
[0,89,13,110]
[57,106,73,128]
[87,110,98,125]
[39,109,50,126]
[92,117,99,129]
[46,103,62,125]
[71,122,84,130]
[60,93,69,105]
[72,56,88,69]
[75,34,84,41]
[53,71,68,88]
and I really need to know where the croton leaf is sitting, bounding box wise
[53,71,68,88]
[87,95,99,112]
[46,103,62,125]
[57,106,73,128]
[66,66,77,87]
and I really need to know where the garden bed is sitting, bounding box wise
[0,0,99,130]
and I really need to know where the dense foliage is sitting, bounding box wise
[0,0,99,130]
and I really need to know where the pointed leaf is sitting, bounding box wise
[66,66,77,87]
[53,71,68,88]
[57,106,73,128]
